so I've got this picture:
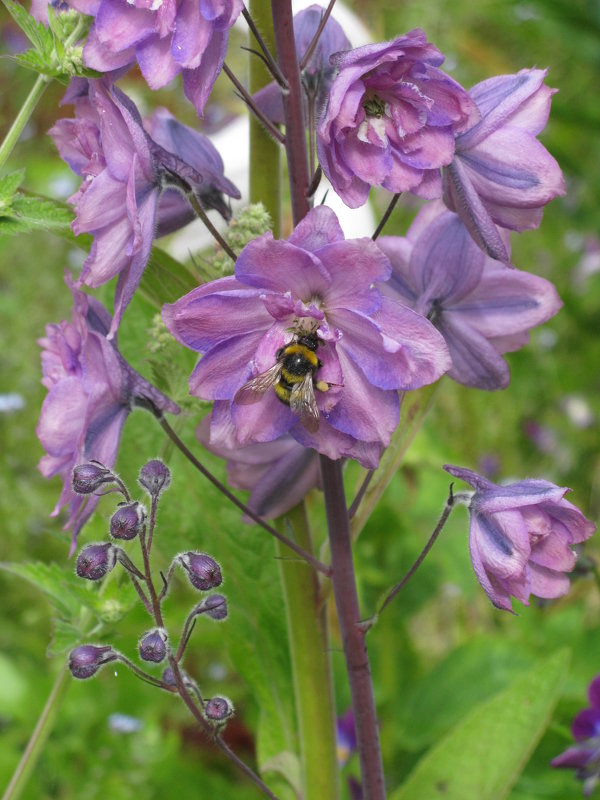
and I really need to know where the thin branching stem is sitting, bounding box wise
[157,415,332,577]
[371,193,401,240]
[115,655,166,688]
[348,469,375,519]
[378,484,456,617]
[128,574,153,615]
[184,191,238,262]
[242,6,287,87]
[299,0,338,71]
[223,62,286,144]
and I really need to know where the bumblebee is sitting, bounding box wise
[234,330,331,432]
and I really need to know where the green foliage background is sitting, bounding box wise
[1,1,599,798]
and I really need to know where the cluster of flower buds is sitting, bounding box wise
[67,459,232,734]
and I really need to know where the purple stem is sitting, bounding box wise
[320,456,386,800]
[269,3,387,793]
[271,0,310,224]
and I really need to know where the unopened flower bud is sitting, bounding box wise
[205,695,234,723]
[69,644,115,679]
[76,543,116,581]
[201,594,228,621]
[139,629,168,663]
[179,552,222,591]
[138,459,171,498]
[110,502,145,540]
[72,462,113,494]
[161,667,177,689]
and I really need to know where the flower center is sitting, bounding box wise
[363,93,387,118]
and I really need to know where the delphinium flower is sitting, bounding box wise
[254,5,351,125]
[196,409,321,520]
[36,277,179,553]
[552,674,600,796]
[443,68,565,262]
[316,29,479,209]
[150,107,241,236]
[377,202,562,389]
[445,465,596,612]
[67,0,242,116]
[163,205,451,468]
[49,78,239,335]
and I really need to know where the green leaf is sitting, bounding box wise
[2,0,52,55]
[0,193,73,237]
[391,650,571,800]
[396,638,534,751]
[0,561,81,620]
[0,169,24,201]
[48,618,84,657]
[138,246,200,309]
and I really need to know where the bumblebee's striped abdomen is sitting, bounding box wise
[280,344,319,385]
[273,380,292,404]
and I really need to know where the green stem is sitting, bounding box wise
[277,504,339,800]
[248,0,281,234]
[1,663,70,800]
[0,73,49,172]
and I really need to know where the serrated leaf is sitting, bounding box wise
[0,216,30,236]
[138,246,200,309]
[10,193,73,229]
[2,0,52,54]
[391,650,570,800]
[0,561,81,620]
[48,618,84,656]
[0,170,24,201]
[15,48,55,76]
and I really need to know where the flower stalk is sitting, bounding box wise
[248,0,282,233]
[320,455,386,800]
[277,503,339,800]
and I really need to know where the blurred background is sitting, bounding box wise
[1,0,599,798]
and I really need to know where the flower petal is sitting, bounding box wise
[325,344,400,444]
[470,508,530,579]
[235,232,331,298]
[288,205,345,252]
[136,33,181,89]
[451,266,562,340]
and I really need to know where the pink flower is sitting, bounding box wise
[445,465,596,611]
[316,29,478,208]
[37,277,178,553]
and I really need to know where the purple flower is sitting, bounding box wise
[150,107,241,232]
[552,675,600,796]
[49,79,239,336]
[254,5,351,126]
[30,0,70,23]
[443,68,566,262]
[163,206,451,468]
[337,709,357,766]
[377,202,562,389]
[73,0,242,116]
[445,465,596,612]
[36,277,179,554]
[196,409,321,520]
[316,29,479,209]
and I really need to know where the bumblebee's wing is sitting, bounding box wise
[234,363,282,405]
[290,374,320,432]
